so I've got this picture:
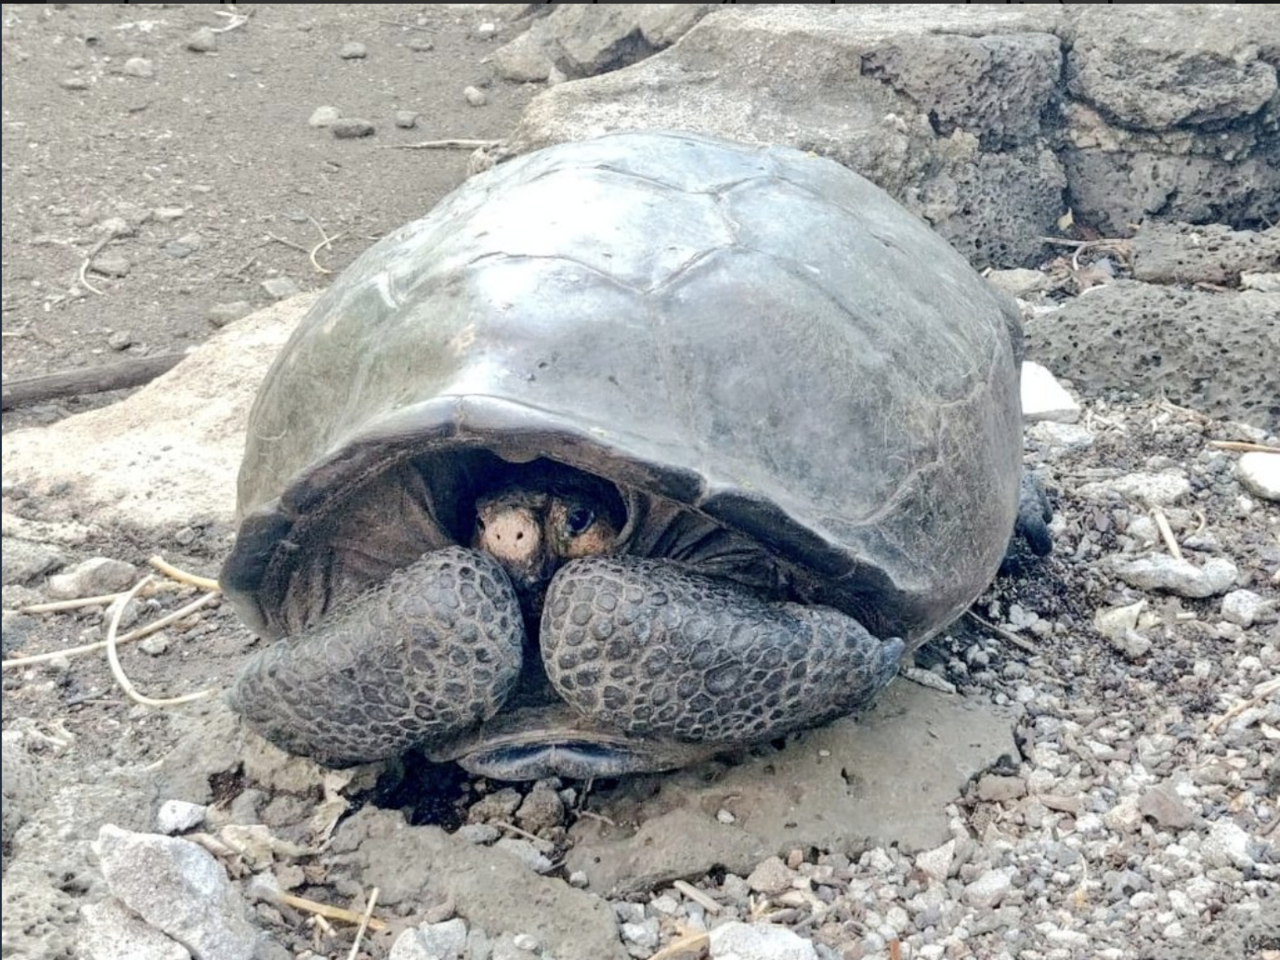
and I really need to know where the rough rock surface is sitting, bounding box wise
[1132,222,1280,286]
[486,4,1280,267]
[1026,281,1280,431]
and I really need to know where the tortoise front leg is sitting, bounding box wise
[539,556,904,745]
[229,547,525,767]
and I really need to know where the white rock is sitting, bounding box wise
[1112,555,1238,599]
[1241,271,1280,293]
[707,921,819,960]
[156,800,206,835]
[987,268,1048,298]
[915,839,956,883]
[1220,589,1271,628]
[46,557,138,599]
[1077,471,1190,506]
[1021,361,1080,423]
[308,105,342,127]
[1202,819,1254,869]
[1028,420,1094,458]
[78,898,191,960]
[1103,799,1143,833]
[389,918,468,960]
[494,837,553,873]
[1237,452,1280,501]
[93,825,260,960]
[963,867,1015,908]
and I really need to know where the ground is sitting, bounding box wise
[3,6,1278,960]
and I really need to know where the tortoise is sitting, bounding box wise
[220,130,1048,780]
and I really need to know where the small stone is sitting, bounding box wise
[1238,452,1280,501]
[494,837,553,874]
[122,57,154,78]
[139,635,170,656]
[1202,819,1253,869]
[964,868,1014,909]
[389,918,467,960]
[164,233,201,258]
[515,780,564,835]
[1078,471,1191,506]
[91,252,132,278]
[1021,361,1080,424]
[1,538,67,585]
[260,277,301,300]
[746,856,793,895]
[394,109,419,129]
[1028,420,1094,458]
[94,825,259,960]
[1112,555,1239,599]
[153,207,186,223]
[707,921,818,960]
[976,774,1026,803]
[455,823,500,845]
[469,787,522,822]
[475,22,498,40]
[100,216,136,238]
[157,800,207,835]
[1241,271,1280,293]
[339,41,367,59]
[62,76,90,90]
[986,268,1048,298]
[716,808,736,825]
[47,557,138,599]
[463,85,487,107]
[621,919,660,950]
[186,27,217,53]
[568,870,589,888]
[1103,798,1143,833]
[308,105,341,128]
[512,933,540,952]
[331,118,375,139]
[915,839,955,883]
[1220,589,1271,628]
[206,301,253,328]
[107,331,133,351]
[407,36,434,52]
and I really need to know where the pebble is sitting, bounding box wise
[339,41,367,59]
[1020,361,1080,424]
[455,823,500,845]
[463,85,487,107]
[407,36,434,52]
[122,57,154,78]
[976,774,1026,803]
[493,837,553,874]
[514,780,564,835]
[716,808,737,825]
[707,921,819,960]
[1237,452,1280,501]
[157,800,206,835]
[1111,555,1239,599]
[260,277,301,300]
[987,268,1049,298]
[1028,420,1095,458]
[107,331,133,351]
[91,252,132,278]
[394,109,419,129]
[567,870,589,888]
[186,27,217,53]
[964,868,1014,908]
[1220,589,1270,628]
[139,635,170,656]
[1,538,67,585]
[1078,471,1191,506]
[1138,786,1195,830]
[474,22,498,40]
[163,234,201,258]
[331,118,375,139]
[153,207,186,223]
[308,105,341,128]
[621,918,660,950]
[469,787,522,822]
[1201,819,1253,869]
[388,918,467,960]
[511,933,540,952]
[746,855,793,895]
[47,557,138,599]
[915,839,955,883]
[93,825,259,960]
[62,76,90,90]
[207,301,253,328]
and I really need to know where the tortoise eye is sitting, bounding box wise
[566,507,595,536]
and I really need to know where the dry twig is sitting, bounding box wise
[345,888,380,960]
[307,217,344,275]
[77,235,112,296]
[1209,440,1280,454]
[964,610,1037,653]
[1150,507,1183,562]
[105,577,214,707]
[1209,678,1280,734]
[149,555,220,592]
[272,892,388,932]
[380,138,497,150]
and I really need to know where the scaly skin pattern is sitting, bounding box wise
[229,547,524,767]
[540,556,905,745]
